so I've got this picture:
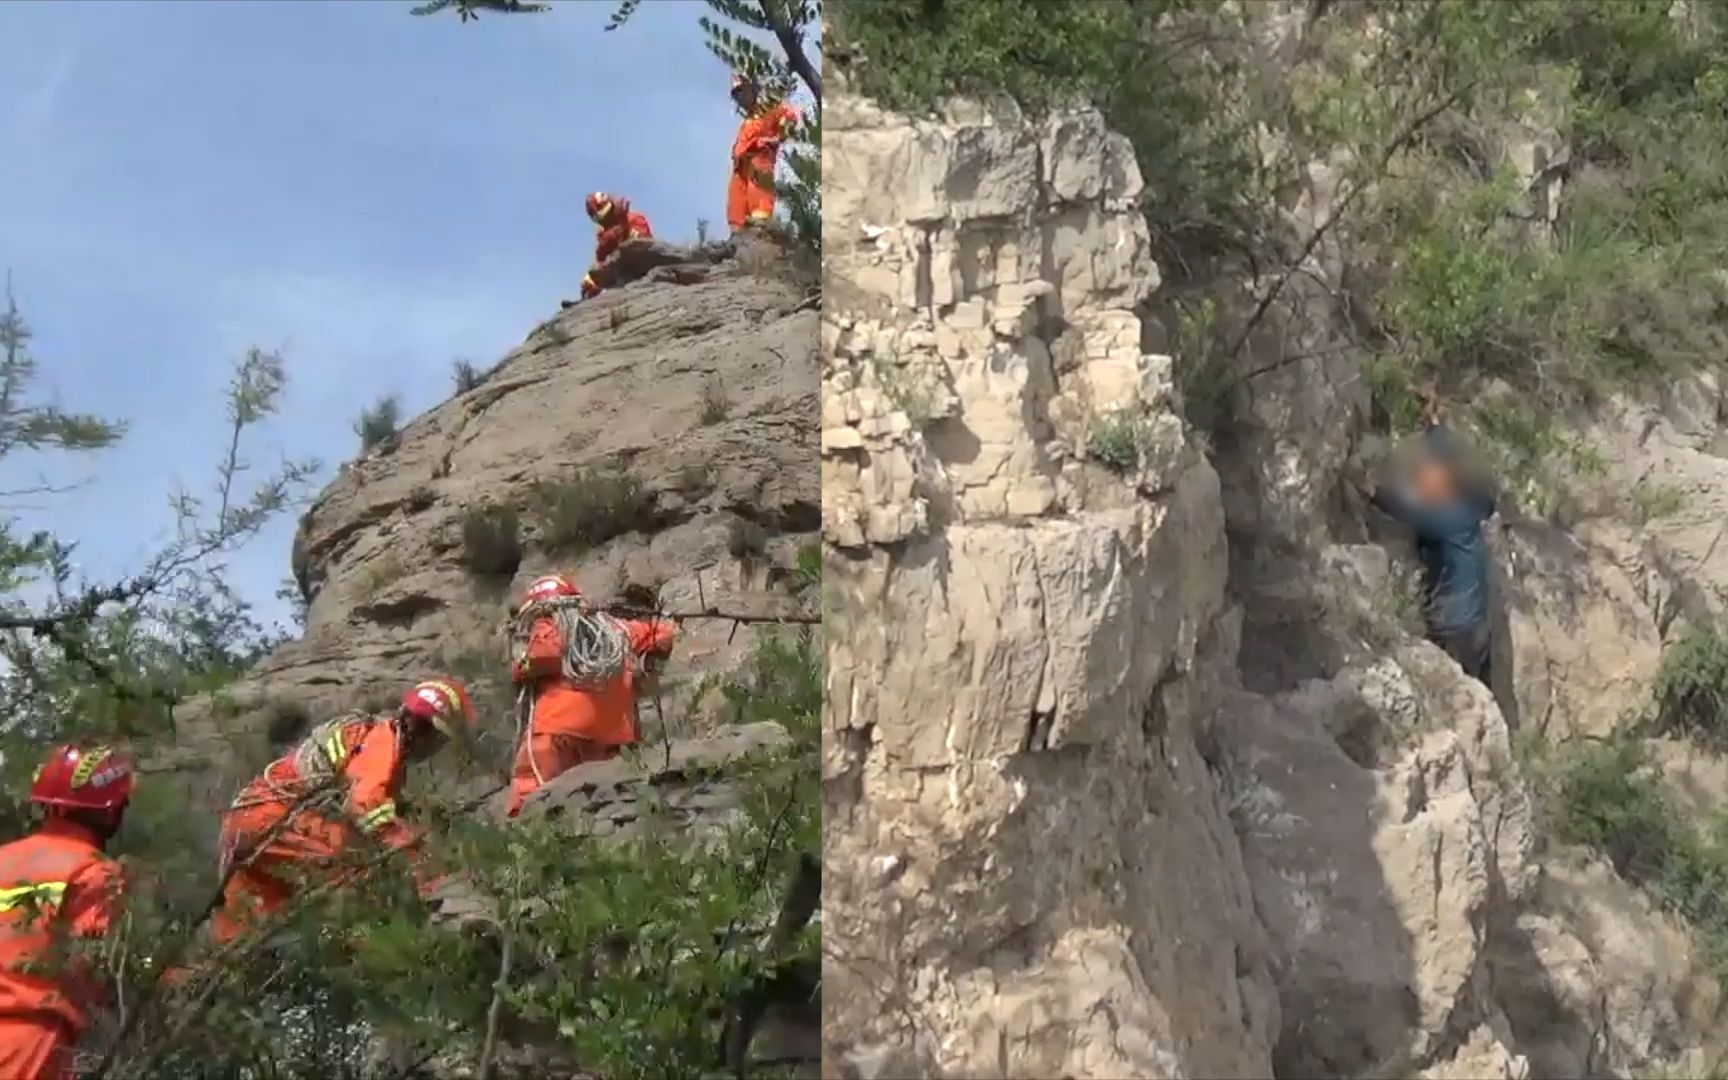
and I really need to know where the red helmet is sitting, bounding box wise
[30,745,135,812]
[400,678,476,737]
[585,192,626,226]
[522,573,581,606]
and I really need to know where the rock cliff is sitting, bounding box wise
[169,234,820,828]
[821,74,1726,1080]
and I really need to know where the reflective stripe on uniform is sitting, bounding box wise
[323,728,350,770]
[357,801,398,833]
[0,881,68,913]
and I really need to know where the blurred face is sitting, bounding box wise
[1411,457,1457,505]
[732,83,758,112]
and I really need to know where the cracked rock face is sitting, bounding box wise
[822,85,1278,1079]
[168,241,819,811]
[822,78,1728,1080]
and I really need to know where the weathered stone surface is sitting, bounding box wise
[168,244,818,810]
[823,78,1275,1080]
[824,65,1728,1080]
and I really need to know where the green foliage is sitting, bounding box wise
[610,0,822,257]
[0,293,328,1073]
[1087,410,1146,474]
[838,0,1728,514]
[354,553,405,602]
[531,469,658,554]
[353,394,402,454]
[1650,623,1728,750]
[459,503,524,579]
[0,278,126,453]
[109,630,821,1077]
[1545,737,1728,979]
[1636,483,1687,523]
[832,0,1141,118]
[792,542,820,595]
[832,0,1252,265]
[409,0,549,20]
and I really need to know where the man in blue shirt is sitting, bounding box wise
[1358,424,1498,687]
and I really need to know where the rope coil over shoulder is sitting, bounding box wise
[228,710,378,813]
[507,595,631,786]
[507,595,629,687]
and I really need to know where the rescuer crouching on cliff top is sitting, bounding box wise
[1352,388,1499,688]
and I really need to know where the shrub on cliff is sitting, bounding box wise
[99,630,821,1079]
[353,394,402,453]
[1649,622,1728,750]
[531,469,658,553]
[460,502,524,579]
[834,0,1728,513]
[1544,737,1728,978]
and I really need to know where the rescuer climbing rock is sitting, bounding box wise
[212,678,477,945]
[505,573,678,816]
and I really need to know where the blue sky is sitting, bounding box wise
[0,0,782,635]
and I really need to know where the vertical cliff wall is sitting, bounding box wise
[822,71,1726,1080]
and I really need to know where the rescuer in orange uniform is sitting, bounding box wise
[579,191,654,300]
[0,744,133,1080]
[505,574,677,816]
[727,74,801,232]
[212,678,476,945]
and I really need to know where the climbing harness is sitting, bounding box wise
[506,595,632,785]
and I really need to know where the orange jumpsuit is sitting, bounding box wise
[214,717,441,945]
[581,211,654,299]
[0,819,124,1080]
[728,101,801,231]
[506,615,677,816]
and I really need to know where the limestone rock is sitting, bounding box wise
[168,246,819,818]
[823,89,1274,1079]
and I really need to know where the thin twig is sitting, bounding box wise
[477,933,515,1080]
[1221,80,1479,370]
[603,606,819,626]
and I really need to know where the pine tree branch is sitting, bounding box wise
[754,0,821,105]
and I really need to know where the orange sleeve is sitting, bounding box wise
[513,617,566,684]
[629,212,652,239]
[62,857,124,1011]
[64,856,122,941]
[344,725,417,854]
[623,617,677,659]
[596,223,633,262]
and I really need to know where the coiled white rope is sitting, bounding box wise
[507,596,631,786]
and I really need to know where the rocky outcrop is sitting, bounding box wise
[169,235,819,812]
[822,70,1728,1080]
[823,87,1276,1079]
